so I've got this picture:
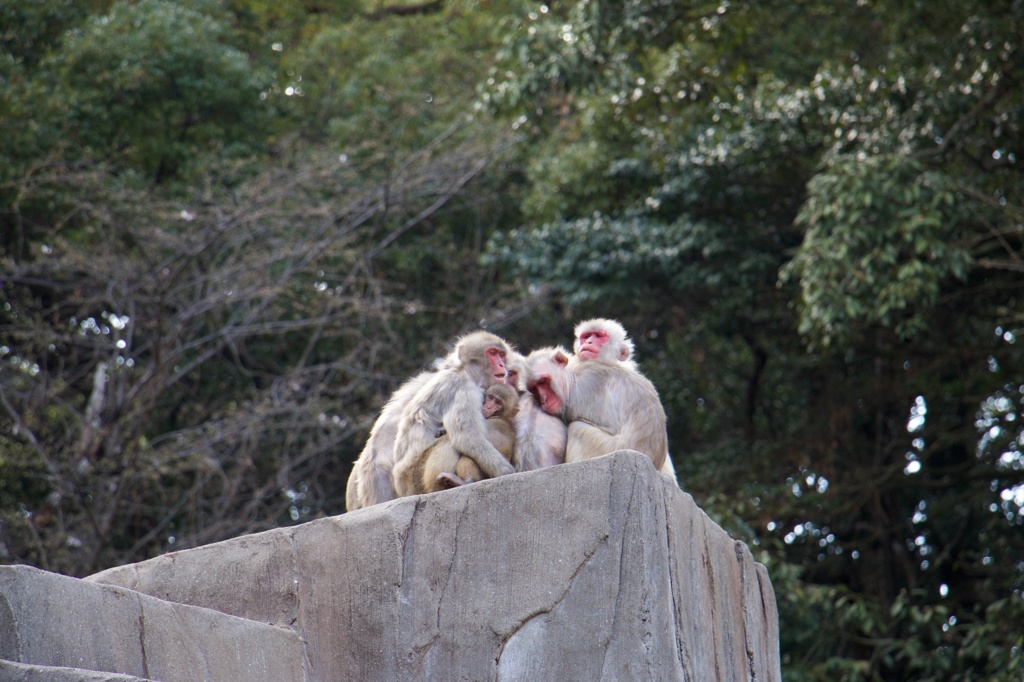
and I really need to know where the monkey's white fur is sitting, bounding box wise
[345,368,436,511]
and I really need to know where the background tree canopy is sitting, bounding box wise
[2,0,1022,679]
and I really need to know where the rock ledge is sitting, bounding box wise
[4,451,780,681]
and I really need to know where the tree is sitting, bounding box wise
[484,0,1024,678]
[48,0,269,183]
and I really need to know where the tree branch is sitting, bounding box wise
[366,0,443,20]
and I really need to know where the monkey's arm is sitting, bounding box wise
[566,416,667,470]
[565,420,619,462]
[565,369,668,469]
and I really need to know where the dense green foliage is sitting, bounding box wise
[2,0,1022,678]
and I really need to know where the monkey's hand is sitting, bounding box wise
[451,446,515,479]
[437,472,470,488]
[469,452,514,479]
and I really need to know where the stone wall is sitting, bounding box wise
[2,451,781,681]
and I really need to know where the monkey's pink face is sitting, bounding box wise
[577,329,609,360]
[528,376,563,415]
[486,346,507,383]
[505,368,519,388]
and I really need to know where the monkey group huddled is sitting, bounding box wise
[345,319,675,512]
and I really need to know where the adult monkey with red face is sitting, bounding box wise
[510,348,568,471]
[529,319,670,474]
[392,331,517,498]
[574,318,677,480]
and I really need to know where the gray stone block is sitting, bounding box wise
[0,659,153,681]
[90,450,782,681]
[0,565,305,682]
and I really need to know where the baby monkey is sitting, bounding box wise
[412,383,519,493]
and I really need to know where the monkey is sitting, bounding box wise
[391,331,518,498]
[409,383,519,493]
[477,382,519,458]
[571,318,677,481]
[511,347,568,472]
[527,322,669,473]
[345,366,439,511]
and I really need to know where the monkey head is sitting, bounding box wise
[526,347,570,416]
[573,318,634,363]
[454,331,510,386]
[484,383,519,419]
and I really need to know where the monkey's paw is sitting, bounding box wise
[436,472,468,489]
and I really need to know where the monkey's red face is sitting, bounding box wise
[529,376,563,415]
[486,347,507,383]
[577,329,609,360]
[526,347,569,414]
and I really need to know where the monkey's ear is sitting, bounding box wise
[619,337,635,362]
[553,351,569,366]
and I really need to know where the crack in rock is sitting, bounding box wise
[601,460,640,678]
[734,541,759,682]
[493,527,610,677]
[503,531,608,637]
[136,591,149,679]
[285,528,311,676]
[397,498,426,591]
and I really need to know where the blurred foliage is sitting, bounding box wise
[782,154,970,347]
[2,0,1024,678]
[0,0,99,65]
[50,0,270,183]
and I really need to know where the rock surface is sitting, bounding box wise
[1,451,781,681]
[86,451,781,681]
[0,660,154,682]
[0,565,303,682]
